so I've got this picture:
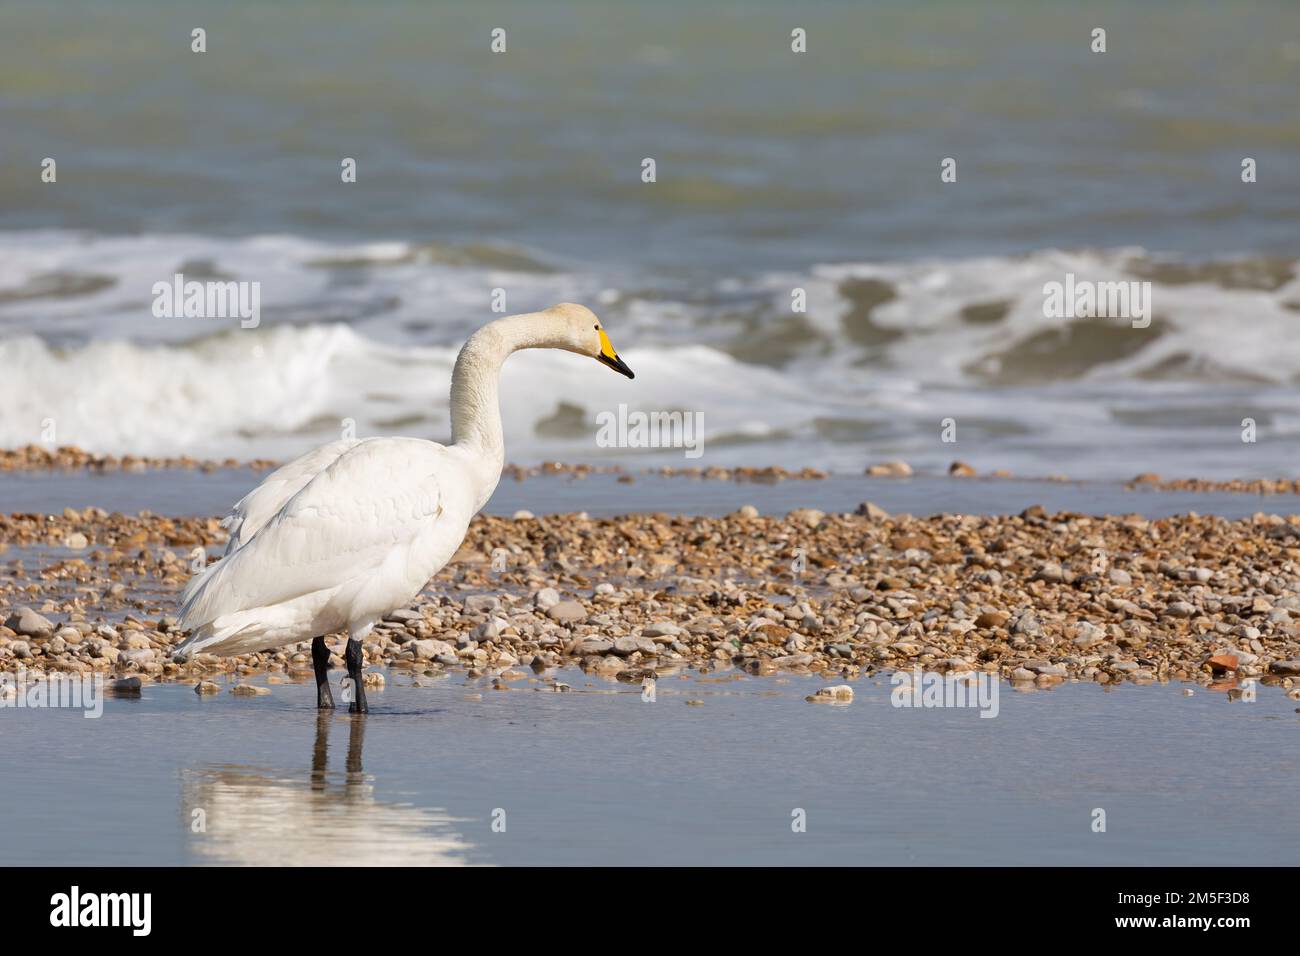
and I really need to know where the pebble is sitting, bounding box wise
[547,600,586,623]
[787,508,825,529]
[230,683,270,697]
[472,618,507,641]
[612,636,657,656]
[1034,564,1066,584]
[1026,662,1068,677]
[806,684,854,704]
[532,587,561,609]
[409,639,456,661]
[866,460,913,477]
[462,594,501,614]
[773,652,814,667]
[1072,622,1107,649]
[856,501,890,520]
[642,622,683,638]
[90,643,119,662]
[5,608,54,638]
[383,608,422,624]
[108,677,143,696]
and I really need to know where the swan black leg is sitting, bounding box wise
[345,637,369,714]
[312,636,334,710]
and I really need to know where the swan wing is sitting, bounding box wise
[178,439,454,649]
[222,438,362,553]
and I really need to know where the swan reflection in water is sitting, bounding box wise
[183,714,474,866]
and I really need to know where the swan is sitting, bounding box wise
[173,303,634,712]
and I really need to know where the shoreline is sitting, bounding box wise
[2,506,1299,698]
[6,468,1300,528]
[4,445,1300,496]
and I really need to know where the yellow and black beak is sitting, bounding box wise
[597,329,635,379]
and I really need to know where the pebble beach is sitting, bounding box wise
[5,461,1300,703]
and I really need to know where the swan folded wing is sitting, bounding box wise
[180,441,446,631]
[222,438,361,553]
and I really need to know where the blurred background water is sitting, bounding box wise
[2,0,1299,478]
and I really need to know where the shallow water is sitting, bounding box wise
[1,668,1296,866]
[1,469,1295,521]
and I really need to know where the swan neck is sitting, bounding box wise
[449,313,547,464]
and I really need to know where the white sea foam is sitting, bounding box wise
[0,323,814,466]
[2,231,1299,478]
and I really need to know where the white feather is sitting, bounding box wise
[221,438,361,554]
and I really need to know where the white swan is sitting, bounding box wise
[174,303,634,712]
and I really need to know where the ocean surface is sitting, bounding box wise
[3,669,1297,866]
[2,0,1299,478]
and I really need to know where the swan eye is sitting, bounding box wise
[594,324,600,330]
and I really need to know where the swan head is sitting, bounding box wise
[543,303,635,379]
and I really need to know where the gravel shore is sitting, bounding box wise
[3,502,1300,696]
